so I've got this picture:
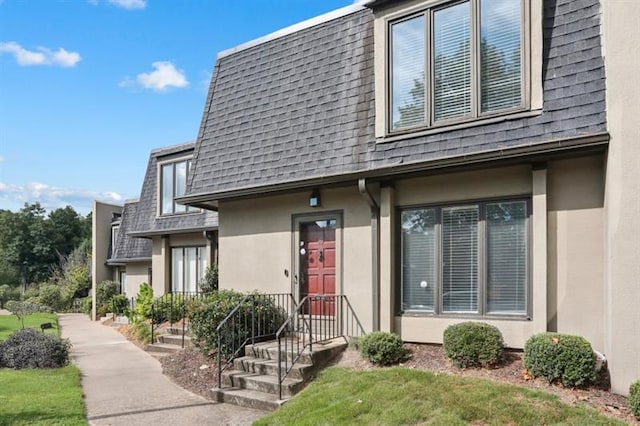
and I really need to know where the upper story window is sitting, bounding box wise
[389,0,525,132]
[111,224,120,252]
[160,159,195,215]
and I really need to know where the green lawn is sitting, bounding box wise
[255,367,625,426]
[0,366,86,425]
[0,313,87,425]
[0,313,59,341]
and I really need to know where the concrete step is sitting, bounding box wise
[146,343,182,354]
[222,371,304,398]
[245,337,347,366]
[157,334,191,347]
[233,356,312,380]
[211,387,285,412]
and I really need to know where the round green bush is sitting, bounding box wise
[524,332,596,387]
[629,379,640,418]
[443,322,504,368]
[0,328,70,369]
[111,294,129,316]
[358,331,408,366]
[189,290,287,357]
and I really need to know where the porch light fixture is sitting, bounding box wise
[309,189,321,207]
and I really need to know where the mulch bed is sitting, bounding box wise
[110,320,637,424]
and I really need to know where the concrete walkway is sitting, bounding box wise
[59,314,266,426]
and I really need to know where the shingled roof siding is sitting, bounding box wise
[130,142,218,235]
[111,201,152,261]
[188,0,606,195]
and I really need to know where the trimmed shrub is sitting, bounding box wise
[524,333,596,387]
[358,331,408,366]
[189,290,287,357]
[629,379,640,418]
[443,322,504,368]
[111,294,129,316]
[96,280,120,313]
[0,328,70,369]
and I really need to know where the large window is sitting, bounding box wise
[171,246,207,293]
[160,159,195,215]
[400,199,528,316]
[389,0,524,131]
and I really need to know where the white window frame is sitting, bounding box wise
[398,197,531,318]
[171,246,208,294]
[158,156,199,217]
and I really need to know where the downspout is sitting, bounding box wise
[358,178,380,331]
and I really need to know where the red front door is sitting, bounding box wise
[300,219,336,315]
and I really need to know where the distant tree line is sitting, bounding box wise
[0,203,91,292]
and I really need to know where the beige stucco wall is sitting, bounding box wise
[91,201,122,320]
[386,159,605,350]
[121,262,151,297]
[547,156,605,352]
[150,232,212,296]
[218,186,374,332]
[602,0,640,395]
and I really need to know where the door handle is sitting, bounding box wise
[318,250,324,263]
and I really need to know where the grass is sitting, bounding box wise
[255,367,625,426]
[0,313,87,425]
[0,366,86,425]
[0,313,60,341]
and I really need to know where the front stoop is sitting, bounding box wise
[146,334,191,359]
[212,337,347,411]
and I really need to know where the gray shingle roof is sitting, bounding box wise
[109,200,152,263]
[186,0,606,198]
[129,142,218,237]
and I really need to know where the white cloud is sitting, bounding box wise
[120,61,189,92]
[0,42,81,68]
[108,0,146,9]
[0,182,122,213]
[0,156,5,163]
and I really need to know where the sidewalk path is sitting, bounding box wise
[59,314,265,426]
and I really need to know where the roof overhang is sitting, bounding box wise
[127,226,218,239]
[106,257,151,266]
[179,132,609,207]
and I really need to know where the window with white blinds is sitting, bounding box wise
[171,246,207,294]
[442,205,479,313]
[480,0,523,112]
[401,209,436,311]
[486,201,527,314]
[399,199,529,317]
[391,15,426,130]
[388,0,524,132]
[434,2,472,122]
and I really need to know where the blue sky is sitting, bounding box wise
[0,0,355,215]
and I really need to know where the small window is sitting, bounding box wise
[389,0,525,132]
[160,159,196,215]
[111,225,120,253]
[399,199,529,317]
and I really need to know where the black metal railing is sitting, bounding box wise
[150,291,204,348]
[216,293,296,388]
[275,294,365,399]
